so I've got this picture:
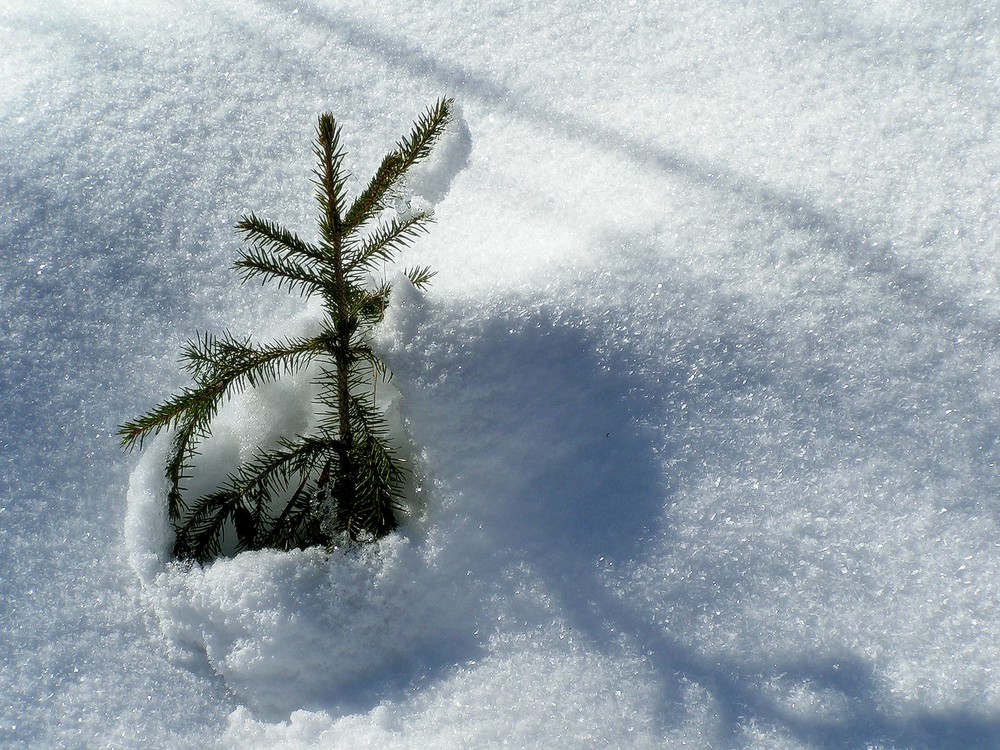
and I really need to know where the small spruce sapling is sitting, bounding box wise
[119,99,454,562]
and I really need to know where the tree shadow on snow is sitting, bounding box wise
[420,313,665,569]
[403,295,1000,750]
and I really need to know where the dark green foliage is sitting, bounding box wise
[119,99,454,561]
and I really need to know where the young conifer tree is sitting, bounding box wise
[119,99,454,562]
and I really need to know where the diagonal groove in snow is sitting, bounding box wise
[271,0,1000,341]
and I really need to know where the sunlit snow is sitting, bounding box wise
[3,1,1000,748]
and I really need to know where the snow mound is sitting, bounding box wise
[404,101,472,208]
[123,289,478,719]
[126,432,475,719]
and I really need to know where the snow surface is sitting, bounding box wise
[3,0,1000,747]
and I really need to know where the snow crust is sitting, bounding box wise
[4,0,1000,747]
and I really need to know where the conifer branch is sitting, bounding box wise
[234,246,325,297]
[119,382,225,452]
[166,417,201,520]
[119,334,327,451]
[183,333,327,390]
[223,436,336,506]
[121,100,453,561]
[343,98,454,233]
[261,478,320,550]
[314,114,348,244]
[352,343,391,383]
[236,213,326,264]
[175,489,239,561]
[394,97,454,175]
[345,212,431,277]
[342,152,404,234]
[175,436,338,561]
[347,283,392,327]
[404,265,437,289]
[333,394,406,539]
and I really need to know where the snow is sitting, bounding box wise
[3,0,1000,747]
